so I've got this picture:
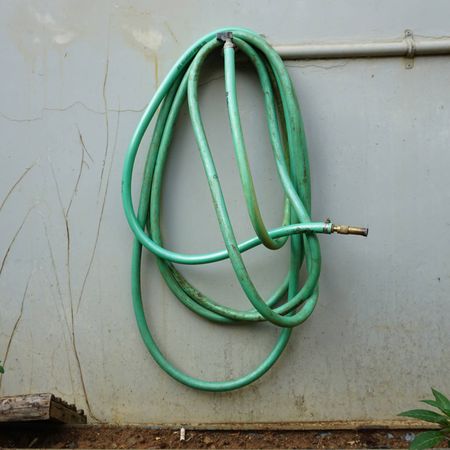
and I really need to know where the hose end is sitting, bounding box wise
[331,224,369,237]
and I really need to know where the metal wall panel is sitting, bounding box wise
[0,0,449,423]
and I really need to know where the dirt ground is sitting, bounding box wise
[0,424,447,449]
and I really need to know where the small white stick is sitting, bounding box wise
[180,427,186,441]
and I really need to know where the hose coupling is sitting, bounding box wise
[331,224,369,237]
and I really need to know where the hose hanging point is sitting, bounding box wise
[216,31,233,42]
[217,31,236,50]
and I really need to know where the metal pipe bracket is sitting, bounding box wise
[404,29,416,69]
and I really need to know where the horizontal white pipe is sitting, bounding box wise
[272,35,450,60]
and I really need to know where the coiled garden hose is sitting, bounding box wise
[122,27,368,392]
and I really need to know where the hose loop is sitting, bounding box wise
[122,28,325,391]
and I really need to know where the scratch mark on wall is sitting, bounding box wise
[49,165,80,414]
[43,270,76,398]
[77,109,121,314]
[71,329,101,422]
[48,120,107,421]
[66,127,91,217]
[49,163,72,308]
[0,208,34,277]
[0,272,32,391]
[49,164,78,387]
[0,103,146,123]
[98,22,111,197]
[0,164,35,213]
[44,224,71,333]
[78,127,94,163]
[0,112,44,123]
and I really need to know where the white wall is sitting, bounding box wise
[1,0,449,423]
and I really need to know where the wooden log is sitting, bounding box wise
[0,393,87,424]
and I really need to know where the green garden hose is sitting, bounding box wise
[122,27,368,392]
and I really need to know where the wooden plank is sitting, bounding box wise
[0,393,51,422]
[50,398,86,424]
[0,393,86,424]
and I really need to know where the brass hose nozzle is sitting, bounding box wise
[331,224,369,237]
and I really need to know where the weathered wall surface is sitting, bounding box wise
[1,0,449,424]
